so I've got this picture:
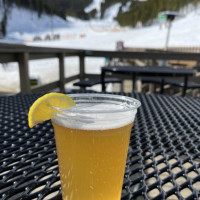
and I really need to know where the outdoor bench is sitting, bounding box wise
[73,77,123,91]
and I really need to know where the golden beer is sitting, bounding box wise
[52,94,140,200]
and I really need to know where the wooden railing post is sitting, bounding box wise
[58,53,65,93]
[79,52,85,81]
[18,52,31,93]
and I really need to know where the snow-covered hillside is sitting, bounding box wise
[3,3,200,48]
[2,5,69,42]
[1,3,200,93]
[7,6,69,33]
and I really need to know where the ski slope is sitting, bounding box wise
[1,3,200,92]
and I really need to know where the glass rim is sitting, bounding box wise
[55,93,141,114]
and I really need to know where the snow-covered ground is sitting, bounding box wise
[1,3,200,92]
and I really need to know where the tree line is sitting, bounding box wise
[117,0,200,27]
[5,0,92,18]
[0,0,92,36]
[1,0,200,37]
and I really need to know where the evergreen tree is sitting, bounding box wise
[117,0,200,27]
[0,0,10,36]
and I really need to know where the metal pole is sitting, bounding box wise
[101,69,106,92]
[162,19,172,66]
[79,53,85,81]
[165,20,172,50]
[182,75,188,97]
[58,53,65,93]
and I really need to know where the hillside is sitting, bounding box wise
[3,3,200,48]
[117,0,200,26]
[1,0,200,37]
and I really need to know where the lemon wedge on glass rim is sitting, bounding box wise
[28,93,76,128]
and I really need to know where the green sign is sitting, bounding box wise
[158,14,166,20]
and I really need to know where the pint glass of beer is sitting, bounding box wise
[52,94,141,200]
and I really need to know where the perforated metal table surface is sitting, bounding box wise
[0,92,200,200]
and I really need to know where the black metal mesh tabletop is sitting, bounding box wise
[0,92,200,200]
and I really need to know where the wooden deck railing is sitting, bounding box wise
[125,46,200,53]
[1,43,200,93]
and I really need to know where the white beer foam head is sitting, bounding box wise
[52,102,138,130]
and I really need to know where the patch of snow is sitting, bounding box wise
[84,0,105,19]
[0,63,19,92]
[66,16,86,26]
[6,5,68,34]
[121,1,132,13]
[103,3,122,21]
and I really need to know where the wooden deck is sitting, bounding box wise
[0,43,200,94]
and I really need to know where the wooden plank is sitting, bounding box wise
[0,43,82,54]
[64,74,79,83]
[58,53,65,92]
[65,52,80,57]
[84,50,200,61]
[0,42,26,49]
[31,74,79,93]
[31,81,59,93]
[27,46,82,54]
[29,52,79,60]
[1,42,200,61]
[0,53,18,63]
[30,53,58,60]
[18,53,31,93]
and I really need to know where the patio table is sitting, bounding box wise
[0,92,200,200]
[101,66,196,96]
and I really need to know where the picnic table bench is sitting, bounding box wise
[0,92,200,200]
[73,77,123,91]
[141,77,200,94]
